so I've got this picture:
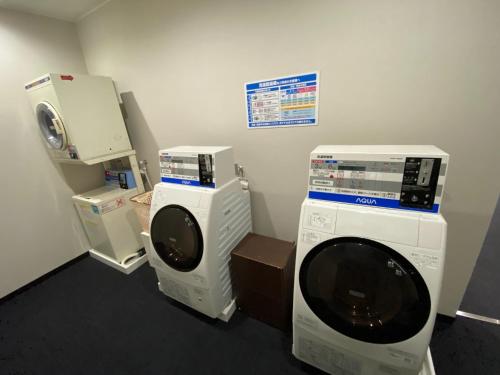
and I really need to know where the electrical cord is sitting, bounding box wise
[139,160,154,191]
[121,248,146,265]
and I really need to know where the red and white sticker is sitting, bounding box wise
[100,198,126,214]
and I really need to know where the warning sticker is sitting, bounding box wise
[302,230,322,244]
[99,198,126,215]
[308,212,333,230]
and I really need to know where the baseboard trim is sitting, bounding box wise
[456,310,500,325]
[0,252,89,304]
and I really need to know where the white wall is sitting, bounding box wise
[0,9,103,298]
[76,0,500,316]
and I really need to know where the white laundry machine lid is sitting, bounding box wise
[35,101,67,150]
[150,205,203,272]
[299,236,431,344]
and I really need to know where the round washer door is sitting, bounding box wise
[35,101,67,150]
[150,205,203,272]
[299,237,431,344]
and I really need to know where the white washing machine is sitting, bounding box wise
[293,145,449,375]
[145,146,252,320]
[25,73,132,164]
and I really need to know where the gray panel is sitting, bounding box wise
[439,164,447,176]
[436,185,443,197]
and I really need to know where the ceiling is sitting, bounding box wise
[0,0,110,22]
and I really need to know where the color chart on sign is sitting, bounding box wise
[245,72,319,129]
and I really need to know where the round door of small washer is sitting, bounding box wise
[150,205,204,272]
[35,101,67,150]
[299,237,431,344]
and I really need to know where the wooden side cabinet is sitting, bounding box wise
[231,233,296,331]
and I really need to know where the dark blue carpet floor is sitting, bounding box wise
[1,256,499,375]
[460,197,500,319]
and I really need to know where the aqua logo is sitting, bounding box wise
[356,197,377,205]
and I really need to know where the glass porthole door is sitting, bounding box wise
[150,205,204,272]
[299,237,431,344]
[35,101,67,150]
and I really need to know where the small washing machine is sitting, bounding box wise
[25,73,132,164]
[293,145,449,375]
[145,146,252,321]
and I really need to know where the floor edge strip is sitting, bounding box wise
[456,310,500,325]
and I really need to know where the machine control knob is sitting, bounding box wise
[411,195,419,203]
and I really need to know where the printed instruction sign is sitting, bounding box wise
[245,72,319,129]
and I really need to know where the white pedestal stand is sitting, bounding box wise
[86,150,147,274]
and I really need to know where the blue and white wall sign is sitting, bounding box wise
[245,72,320,129]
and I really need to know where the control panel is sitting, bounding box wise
[159,146,236,189]
[307,145,449,213]
[400,158,441,210]
[198,154,214,186]
[159,153,214,187]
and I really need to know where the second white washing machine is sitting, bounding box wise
[145,146,252,321]
[293,145,449,375]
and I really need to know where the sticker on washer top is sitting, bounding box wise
[25,76,51,90]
